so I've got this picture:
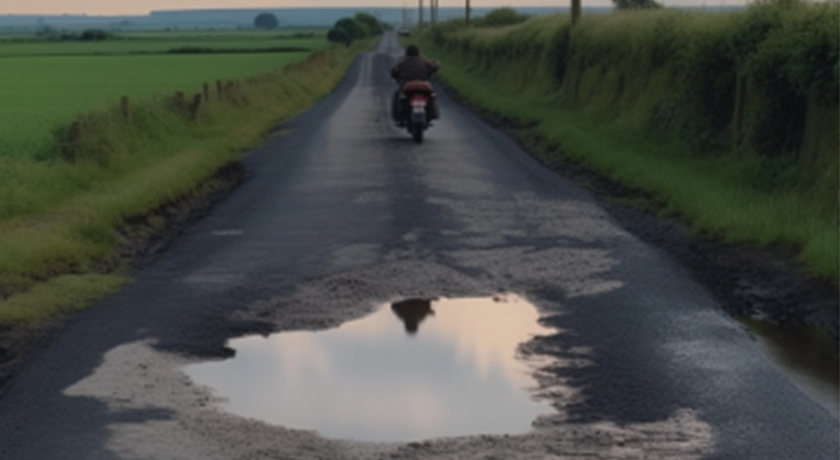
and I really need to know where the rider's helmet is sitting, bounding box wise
[406,44,420,57]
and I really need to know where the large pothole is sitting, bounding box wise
[184,294,557,442]
[741,318,839,417]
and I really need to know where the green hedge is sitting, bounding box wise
[430,0,838,214]
[421,1,838,280]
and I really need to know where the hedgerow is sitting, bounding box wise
[420,0,838,280]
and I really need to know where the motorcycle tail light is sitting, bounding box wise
[410,96,427,107]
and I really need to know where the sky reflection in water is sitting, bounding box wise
[184,294,557,442]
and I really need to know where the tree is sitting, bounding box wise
[354,12,383,35]
[327,28,350,45]
[473,7,530,27]
[333,18,367,42]
[612,0,663,9]
[254,12,279,30]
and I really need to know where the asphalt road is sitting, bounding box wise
[0,34,836,460]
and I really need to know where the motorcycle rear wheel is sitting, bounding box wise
[412,126,424,144]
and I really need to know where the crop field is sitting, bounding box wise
[0,30,328,158]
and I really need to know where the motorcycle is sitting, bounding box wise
[397,80,437,144]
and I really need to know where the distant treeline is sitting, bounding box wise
[166,46,310,54]
[0,7,603,33]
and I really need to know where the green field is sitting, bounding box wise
[0,31,328,159]
[0,52,311,157]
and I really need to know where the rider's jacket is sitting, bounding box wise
[391,56,439,84]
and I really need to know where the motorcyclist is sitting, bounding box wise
[390,44,439,126]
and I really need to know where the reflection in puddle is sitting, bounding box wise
[184,294,556,442]
[391,298,435,335]
[743,319,839,417]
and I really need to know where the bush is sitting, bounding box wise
[612,0,663,10]
[729,0,839,156]
[737,0,839,104]
[546,24,572,85]
[416,9,839,280]
[424,5,838,182]
[80,29,110,41]
[428,18,466,46]
[327,28,350,45]
[473,7,531,28]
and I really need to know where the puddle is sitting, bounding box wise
[742,318,839,417]
[184,294,557,442]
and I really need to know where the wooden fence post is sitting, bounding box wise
[175,91,185,109]
[225,80,234,101]
[120,96,131,124]
[203,83,210,103]
[190,93,202,121]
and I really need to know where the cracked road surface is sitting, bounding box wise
[0,35,836,460]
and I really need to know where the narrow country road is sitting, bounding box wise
[0,34,836,460]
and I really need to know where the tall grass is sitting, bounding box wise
[0,40,370,323]
[420,1,838,282]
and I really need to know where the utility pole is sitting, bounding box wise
[466,0,471,26]
[572,0,581,25]
[419,0,424,28]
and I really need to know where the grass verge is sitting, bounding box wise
[0,39,374,325]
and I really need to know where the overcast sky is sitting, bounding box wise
[3,0,638,16]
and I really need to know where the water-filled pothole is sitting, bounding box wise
[184,294,557,442]
[742,318,839,417]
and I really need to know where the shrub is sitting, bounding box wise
[80,29,110,41]
[418,8,839,280]
[473,7,531,28]
[545,24,572,85]
[730,0,839,156]
[327,28,350,45]
[613,0,663,9]
[429,18,467,46]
